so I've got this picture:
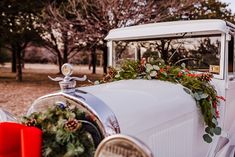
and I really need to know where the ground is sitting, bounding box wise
[0,63,103,118]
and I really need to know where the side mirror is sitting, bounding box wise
[95,134,153,157]
[0,108,17,122]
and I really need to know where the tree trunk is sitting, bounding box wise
[63,51,68,64]
[137,46,141,61]
[57,53,63,74]
[91,47,97,74]
[16,50,22,81]
[63,31,68,64]
[21,50,25,69]
[161,40,168,63]
[102,46,108,74]
[11,50,17,73]
[54,47,63,74]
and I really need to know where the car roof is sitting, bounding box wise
[105,19,235,41]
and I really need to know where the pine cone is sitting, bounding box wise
[25,118,37,126]
[199,73,213,82]
[137,65,146,73]
[103,74,112,82]
[107,67,117,77]
[65,119,82,132]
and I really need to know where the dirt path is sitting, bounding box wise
[0,63,103,118]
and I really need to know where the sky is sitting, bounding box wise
[221,0,235,13]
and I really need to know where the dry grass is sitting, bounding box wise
[0,64,103,118]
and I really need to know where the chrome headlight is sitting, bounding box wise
[95,134,153,157]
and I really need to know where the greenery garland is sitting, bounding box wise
[22,103,96,157]
[98,59,225,143]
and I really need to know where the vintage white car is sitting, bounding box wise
[87,19,235,157]
[1,19,235,157]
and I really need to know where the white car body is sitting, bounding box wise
[3,19,233,157]
[81,80,205,157]
[80,19,235,157]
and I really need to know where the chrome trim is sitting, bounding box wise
[48,63,87,93]
[27,89,120,137]
[0,108,18,122]
[28,63,120,138]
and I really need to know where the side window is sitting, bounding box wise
[234,36,235,72]
[228,36,234,73]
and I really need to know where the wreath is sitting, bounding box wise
[97,59,225,143]
[22,103,97,157]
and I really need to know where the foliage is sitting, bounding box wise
[192,0,235,23]
[99,59,225,143]
[170,0,235,23]
[0,48,10,65]
[37,0,206,74]
[22,103,95,157]
[67,0,202,46]
[0,0,45,81]
[41,0,203,73]
[39,0,88,73]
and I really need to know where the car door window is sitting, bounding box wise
[228,36,234,73]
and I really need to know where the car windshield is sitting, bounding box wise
[112,34,221,74]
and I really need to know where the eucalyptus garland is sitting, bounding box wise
[22,103,96,157]
[98,59,225,143]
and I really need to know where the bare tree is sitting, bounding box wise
[40,1,87,73]
[0,0,44,81]
[41,0,203,73]
[72,0,203,73]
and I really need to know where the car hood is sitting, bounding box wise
[80,79,197,135]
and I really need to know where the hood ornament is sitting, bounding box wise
[49,63,87,93]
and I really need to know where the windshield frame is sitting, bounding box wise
[107,33,226,80]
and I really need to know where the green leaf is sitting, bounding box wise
[146,64,153,72]
[214,127,222,135]
[203,134,212,143]
[147,75,152,80]
[194,92,201,100]
[183,88,191,94]
[128,65,135,71]
[211,108,216,116]
[205,127,211,134]
[212,118,218,126]
[153,65,160,70]
[150,70,157,77]
[162,72,167,76]
[200,93,208,99]
[43,147,53,157]
[94,81,100,85]
[115,72,120,77]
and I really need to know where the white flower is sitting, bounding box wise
[147,75,152,80]
[115,74,120,78]
[94,81,100,85]
[153,65,160,70]
[146,64,153,72]
[150,71,157,77]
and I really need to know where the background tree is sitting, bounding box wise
[40,1,88,74]
[0,0,44,81]
[171,0,235,23]
[135,0,235,65]
[62,0,203,73]
[0,48,10,65]
[1,0,234,78]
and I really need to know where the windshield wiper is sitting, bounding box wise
[167,32,187,64]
